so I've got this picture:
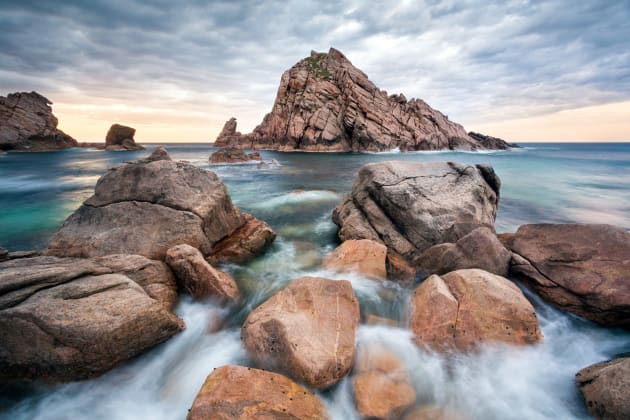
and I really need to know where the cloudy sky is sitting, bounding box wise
[1,0,629,142]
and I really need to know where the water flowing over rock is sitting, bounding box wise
[0,255,183,382]
[214,48,514,152]
[408,269,542,351]
[0,91,78,151]
[104,123,144,151]
[322,239,387,279]
[502,224,630,329]
[187,365,329,420]
[241,276,360,389]
[576,356,630,420]
[209,147,262,163]
[333,161,500,263]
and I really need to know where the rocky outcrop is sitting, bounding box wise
[408,269,542,351]
[215,48,514,152]
[502,224,630,329]
[468,132,518,150]
[209,147,262,163]
[333,161,500,263]
[576,356,630,420]
[187,365,328,420]
[241,276,360,389]
[322,239,387,279]
[206,214,276,265]
[0,91,78,151]
[46,149,275,262]
[165,244,239,302]
[104,123,144,151]
[0,255,183,382]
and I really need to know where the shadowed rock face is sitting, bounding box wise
[0,91,78,151]
[214,48,513,152]
[576,356,630,420]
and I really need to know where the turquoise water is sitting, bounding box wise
[1,143,629,419]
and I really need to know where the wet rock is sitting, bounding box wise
[214,48,513,152]
[242,276,360,389]
[209,147,262,163]
[0,91,78,151]
[503,224,630,329]
[187,365,328,420]
[386,250,417,287]
[207,214,276,265]
[165,244,239,302]
[322,239,387,279]
[0,255,183,382]
[408,269,542,351]
[364,314,399,327]
[576,355,630,420]
[403,405,467,420]
[333,161,500,262]
[104,123,144,151]
[0,247,7,262]
[415,227,511,276]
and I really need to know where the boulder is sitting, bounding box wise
[352,345,416,419]
[322,239,387,279]
[0,91,78,151]
[502,224,630,328]
[241,276,360,389]
[209,147,262,163]
[0,255,183,382]
[214,48,514,152]
[386,250,417,287]
[576,356,630,420]
[104,123,144,151]
[403,406,467,420]
[145,146,171,162]
[333,161,500,262]
[187,365,328,420]
[207,214,276,265]
[408,269,542,351]
[415,227,511,276]
[165,244,239,302]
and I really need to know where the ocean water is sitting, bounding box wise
[1,143,629,419]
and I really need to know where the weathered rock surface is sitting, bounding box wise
[0,91,78,151]
[242,276,360,389]
[187,365,328,420]
[0,255,183,382]
[207,214,276,265]
[352,345,416,419]
[209,147,262,163]
[502,224,630,329]
[576,356,630,420]
[215,48,514,152]
[468,132,519,150]
[165,244,239,302]
[105,123,144,151]
[322,239,387,279]
[386,250,417,286]
[416,227,511,276]
[333,161,500,263]
[408,269,542,351]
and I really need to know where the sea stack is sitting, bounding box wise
[105,123,144,151]
[215,48,513,152]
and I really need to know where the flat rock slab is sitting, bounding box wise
[576,356,630,420]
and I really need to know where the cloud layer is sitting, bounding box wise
[1,0,629,141]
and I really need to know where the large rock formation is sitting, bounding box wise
[576,356,630,420]
[0,91,78,151]
[105,123,144,151]
[46,149,274,262]
[187,365,329,420]
[214,48,513,152]
[241,276,360,389]
[0,254,183,382]
[333,161,500,263]
[502,224,630,329]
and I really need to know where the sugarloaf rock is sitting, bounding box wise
[105,123,144,151]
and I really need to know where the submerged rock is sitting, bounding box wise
[214,48,514,152]
[322,239,387,279]
[187,365,328,420]
[0,255,183,382]
[209,147,262,163]
[241,276,360,389]
[0,91,78,151]
[104,123,144,151]
[408,269,542,351]
[576,356,630,420]
[502,224,630,329]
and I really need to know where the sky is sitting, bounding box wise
[1,0,629,143]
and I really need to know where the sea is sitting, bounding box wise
[1,143,629,419]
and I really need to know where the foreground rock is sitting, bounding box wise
[187,365,328,420]
[165,244,239,302]
[0,255,183,382]
[502,224,630,329]
[408,269,542,351]
[209,147,261,163]
[403,406,466,420]
[215,48,513,152]
[207,214,276,265]
[576,356,630,420]
[352,345,416,419]
[333,161,500,262]
[242,276,360,389]
[104,123,144,151]
[322,239,387,279]
[0,91,78,151]
[47,149,274,262]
